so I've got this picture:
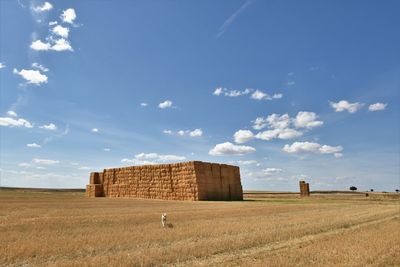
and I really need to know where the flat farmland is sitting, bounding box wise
[1,190,399,266]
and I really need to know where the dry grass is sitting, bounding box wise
[0,190,399,266]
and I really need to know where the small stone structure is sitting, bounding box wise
[299,180,310,197]
[86,161,243,201]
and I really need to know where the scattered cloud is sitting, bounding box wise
[217,0,253,37]
[30,40,51,51]
[263,168,283,175]
[287,81,295,86]
[27,143,41,148]
[233,129,254,144]
[121,153,186,165]
[209,142,256,156]
[330,100,364,113]
[32,158,60,165]
[213,87,252,97]
[0,117,33,128]
[368,102,387,111]
[7,111,17,117]
[49,21,57,26]
[51,38,73,51]
[140,102,148,107]
[158,100,173,109]
[189,129,203,137]
[52,25,69,38]
[31,62,49,72]
[294,111,323,129]
[13,68,48,85]
[32,2,53,13]
[39,123,57,130]
[178,130,185,136]
[60,8,76,24]
[103,148,111,152]
[334,153,343,158]
[19,163,31,168]
[237,160,260,166]
[79,166,91,170]
[163,130,172,135]
[251,90,271,100]
[283,141,343,156]
[0,62,5,69]
[272,93,283,99]
[256,128,302,140]
[91,128,99,133]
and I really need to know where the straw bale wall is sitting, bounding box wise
[86,161,243,201]
[299,180,310,197]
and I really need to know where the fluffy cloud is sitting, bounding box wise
[158,100,173,109]
[283,141,343,156]
[163,130,172,135]
[60,8,76,24]
[0,117,33,128]
[189,129,203,137]
[91,128,99,132]
[122,153,186,165]
[32,158,60,165]
[27,143,41,148]
[52,25,69,38]
[51,38,73,51]
[256,128,302,140]
[49,21,57,26]
[251,90,271,100]
[209,142,256,156]
[272,93,283,99]
[13,68,48,85]
[213,87,252,97]
[32,63,49,72]
[266,114,291,129]
[233,129,254,143]
[330,100,363,113]
[39,123,57,130]
[32,2,53,12]
[30,40,51,51]
[263,168,283,175]
[368,103,387,111]
[294,111,323,129]
[7,111,17,117]
[140,102,148,107]
[0,62,5,69]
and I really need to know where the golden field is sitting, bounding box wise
[1,189,399,266]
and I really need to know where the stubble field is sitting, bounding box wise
[1,189,399,266]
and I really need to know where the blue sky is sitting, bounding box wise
[0,0,399,191]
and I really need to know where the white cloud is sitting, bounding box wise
[27,143,41,148]
[251,90,271,100]
[60,8,76,24]
[272,93,283,99]
[91,128,99,133]
[103,148,111,152]
[19,163,31,168]
[368,103,387,111]
[30,40,51,51]
[13,68,48,85]
[266,114,291,129]
[51,38,73,51]
[178,130,186,136]
[52,25,69,38]
[0,117,33,128]
[330,100,363,113]
[122,153,186,165]
[39,123,57,130]
[32,158,60,165]
[49,21,58,26]
[163,130,172,135]
[32,62,49,72]
[140,102,148,107]
[7,111,17,117]
[256,128,302,140]
[213,87,252,97]
[0,62,5,69]
[79,166,91,170]
[237,160,260,166]
[263,168,283,175]
[32,2,53,12]
[252,117,268,130]
[283,141,343,156]
[334,153,343,158]
[294,111,323,129]
[158,100,173,109]
[233,129,254,144]
[209,142,256,156]
[189,129,203,137]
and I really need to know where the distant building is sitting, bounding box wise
[86,161,243,201]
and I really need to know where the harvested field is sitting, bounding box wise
[1,189,399,266]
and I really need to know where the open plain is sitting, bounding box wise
[1,189,399,267]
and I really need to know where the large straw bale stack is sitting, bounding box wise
[86,161,243,201]
[299,180,310,197]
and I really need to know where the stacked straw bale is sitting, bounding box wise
[299,180,310,197]
[86,161,243,201]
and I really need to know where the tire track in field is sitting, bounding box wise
[170,215,399,267]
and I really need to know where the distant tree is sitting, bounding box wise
[350,186,357,192]
[396,189,399,193]
[370,189,374,192]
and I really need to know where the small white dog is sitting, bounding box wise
[161,213,167,227]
